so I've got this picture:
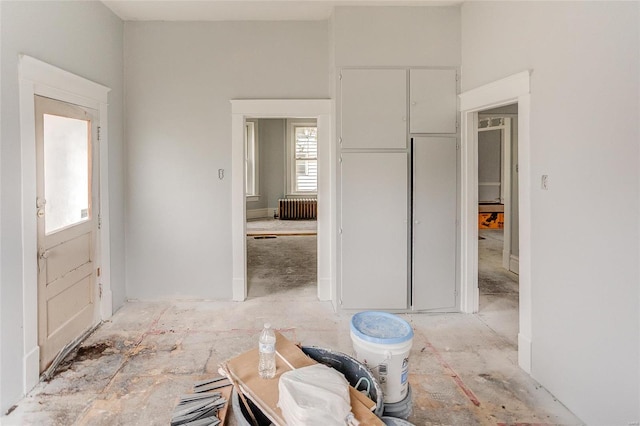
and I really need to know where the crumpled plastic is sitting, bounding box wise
[277,363,356,426]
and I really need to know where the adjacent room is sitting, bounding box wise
[1,1,638,425]
[245,118,319,299]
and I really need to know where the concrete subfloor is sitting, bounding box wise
[477,229,519,345]
[4,221,582,425]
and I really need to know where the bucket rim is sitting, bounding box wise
[350,311,414,344]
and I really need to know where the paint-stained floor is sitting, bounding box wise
[3,221,582,425]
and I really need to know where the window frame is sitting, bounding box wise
[244,119,259,201]
[286,118,318,196]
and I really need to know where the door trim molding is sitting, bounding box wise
[18,55,111,394]
[459,70,532,373]
[230,100,334,306]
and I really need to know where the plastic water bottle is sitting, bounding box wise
[258,323,276,379]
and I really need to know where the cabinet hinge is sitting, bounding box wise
[339,228,343,235]
[339,137,343,145]
[339,73,342,80]
[99,283,103,299]
[97,126,101,141]
[98,214,102,230]
[339,156,343,164]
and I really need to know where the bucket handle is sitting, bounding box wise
[369,351,394,374]
[354,377,371,398]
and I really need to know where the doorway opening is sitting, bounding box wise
[244,118,318,299]
[459,71,531,372]
[476,104,519,344]
[230,100,334,308]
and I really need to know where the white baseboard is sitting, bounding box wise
[518,333,532,373]
[232,277,245,301]
[246,208,270,220]
[101,288,113,320]
[317,277,331,301]
[510,255,519,275]
[24,345,40,393]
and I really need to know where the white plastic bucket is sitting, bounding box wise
[350,311,414,404]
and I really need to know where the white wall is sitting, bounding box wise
[462,2,639,424]
[124,21,329,299]
[246,119,286,213]
[259,119,286,212]
[0,0,124,413]
[334,6,460,67]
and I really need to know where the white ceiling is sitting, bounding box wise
[101,0,460,22]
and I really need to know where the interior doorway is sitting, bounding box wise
[476,104,519,344]
[244,118,318,298]
[459,71,531,373]
[230,100,334,308]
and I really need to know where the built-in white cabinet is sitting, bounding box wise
[338,67,458,312]
[340,152,408,309]
[409,69,457,134]
[412,137,457,310]
[340,69,407,149]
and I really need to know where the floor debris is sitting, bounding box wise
[171,377,231,426]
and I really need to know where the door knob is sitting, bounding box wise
[39,250,50,260]
[37,209,45,218]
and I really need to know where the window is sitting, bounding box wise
[287,119,318,195]
[245,120,258,199]
[43,113,91,234]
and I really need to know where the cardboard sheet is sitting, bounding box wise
[225,332,382,426]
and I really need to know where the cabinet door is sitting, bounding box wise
[412,137,457,311]
[340,69,407,149]
[340,152,408,309]
[410,69,457,134]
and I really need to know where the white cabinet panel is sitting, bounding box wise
[340,152,408,309]
[410,69,457,134]
[340,69,407,149]
[412,137,457,311]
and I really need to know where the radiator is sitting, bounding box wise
[278,198,317,220]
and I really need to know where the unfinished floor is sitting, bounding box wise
[4,220,581,425]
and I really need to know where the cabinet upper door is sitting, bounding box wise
[410,69,457,134]
[340,69,407,149]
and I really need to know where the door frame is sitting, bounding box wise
[459,71,532,373]
[18,55,112,392]
[230,100,335,308]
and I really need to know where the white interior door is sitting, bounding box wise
[412,136,457,311]
[340,152,408,309]
[35,95,99,372]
